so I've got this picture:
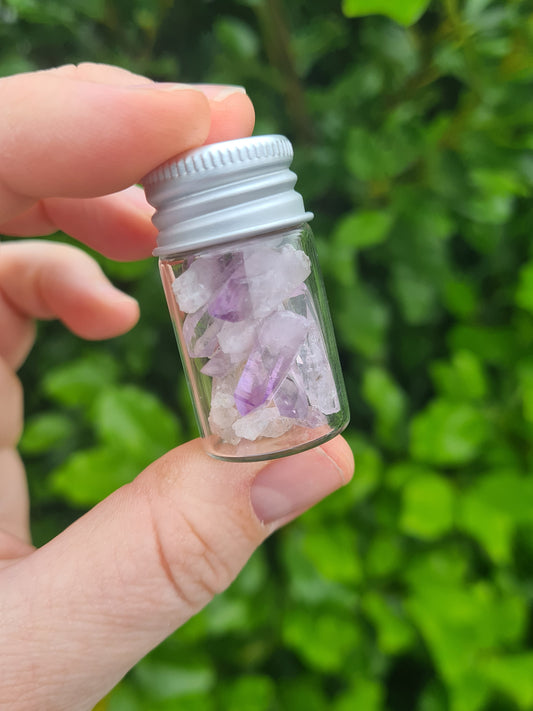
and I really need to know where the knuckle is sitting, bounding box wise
[149,503,240,612]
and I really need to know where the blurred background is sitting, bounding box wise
[2,0,533,709]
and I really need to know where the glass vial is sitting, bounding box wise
[143,135,349,461]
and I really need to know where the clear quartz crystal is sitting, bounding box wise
[160,226,347,460]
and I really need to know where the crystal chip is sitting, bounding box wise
[232,405,294,441]
[234,311,309,416]
[182,307,222,358]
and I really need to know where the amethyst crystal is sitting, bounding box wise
[232,405,294,441]
[234,311,309,416]
[274,371,309,419]
[218,320,257,359]
[205,244,310,322]
[200,350,233,377]
[296,323,340,415]
[244,244,311,318]
[207,263,252,322]
[208,372,240,445]
[173,253,239,313]
[285,284,341,416]
[182,307,222,358]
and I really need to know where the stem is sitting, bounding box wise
[255,0,315,143]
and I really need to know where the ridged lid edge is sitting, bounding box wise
[143,135,293,186]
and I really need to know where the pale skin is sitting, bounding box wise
[0,64,354,711]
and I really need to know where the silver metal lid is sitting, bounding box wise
[143,135,313,257]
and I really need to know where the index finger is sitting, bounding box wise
[0,65,255,256]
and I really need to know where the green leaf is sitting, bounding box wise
[43,351,119,408]
[431,351,487,401]
[410,400,489,467]
[279,677,328,711]
[19,412,76,454]
[215,17,259,59]
[230,548,268,596]
[483,653,533,709]
[333,210,393,250]
[365,532,404,578]
[362,591,414,654]
[464,470,533,523]
[516,261,533,313]
[448,325,514,366]
[319,238,359,288]
[448,673,491,711]
[93,385,181,465]
[400,472,455,540]
[390,264,439,325]
[134,661,214,700]
[334,678,384,711]
[442,278,479,319]
[204,595,250,636]
[301,523,362,584]
[385,461,430,489]
[457,488,513,564]
[518,359,533,423]
[461,192,515,225]
[345,122,421,180]
[283,608,361,672]
[407,580,527,685]
[458,470,533,562]
[404,546,470,590]
[73,0,106,21]
[292,16,349,76]
[336,283,390,358]
[417,681,448,711]
[471,168,527,198]
[281,528,358,608]
[0,53,34,77]
[333,432,382,506]
[106,681,144,711]
[362,366,406,447]
[50,446,139,506]
[219,675,276,711]
[5,0,37,12]
[342,0,431,26]
[407,583,489,683]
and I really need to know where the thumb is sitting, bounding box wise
[0,437,353,711]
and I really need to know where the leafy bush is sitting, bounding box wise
[2,0,533,709]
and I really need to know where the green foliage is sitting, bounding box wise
[457,470,533,564]
[3,0,533,709]
[49,383,181,505]
[342,0,432,26]
[283,607,362,672]
[410,399,490,466]
[400,470,455,540]
[20,412,76,454]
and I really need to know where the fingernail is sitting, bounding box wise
[126,82,203,92]
[251,446,347,526]
[151,82,203,92]
[128,82,247,102]
[194,85,247,102]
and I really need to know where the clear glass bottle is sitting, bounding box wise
[143,135,349,461]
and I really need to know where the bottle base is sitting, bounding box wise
[204,418,349,463]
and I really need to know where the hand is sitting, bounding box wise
[0,64,354,711]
